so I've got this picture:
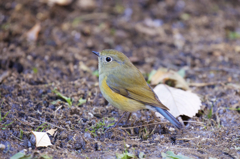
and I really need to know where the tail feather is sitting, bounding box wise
[154,107,182,129]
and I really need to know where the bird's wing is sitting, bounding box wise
[106,73,169,110]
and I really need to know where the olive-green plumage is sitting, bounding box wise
[92,49,182,129]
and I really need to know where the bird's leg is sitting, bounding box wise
[122,112,132,126]
[115,111,127,127]
[104,112,127,131]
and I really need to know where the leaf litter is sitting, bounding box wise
[0,0,240,158]
[31,131,52,147]
[154,84,201,118]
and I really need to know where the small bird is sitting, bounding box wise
[92,49,182,129]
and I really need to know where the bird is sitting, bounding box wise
[92,49,182,129]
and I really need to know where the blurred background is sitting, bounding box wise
[1,0,240,82]
[0,0,240,158]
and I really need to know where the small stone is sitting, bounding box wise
[0,144,5,150]
[169,127,175,131]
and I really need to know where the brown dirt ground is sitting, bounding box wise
[0,0,240,158]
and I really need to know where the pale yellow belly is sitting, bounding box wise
[99,76,146,112]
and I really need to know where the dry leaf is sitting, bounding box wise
[40,0,72,6]
[151,68,190,90]
[79,61,92,73]
[235,46,240,53]
[52,0,72,5]
[0,71,10,83]
[77,0,96,10]
[26,23,41,42]
[135,23,165,36]
[46,128,57,136]
[154,84,201,117]
[31,131,52,147]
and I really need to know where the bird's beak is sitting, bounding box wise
[92,51,100,57]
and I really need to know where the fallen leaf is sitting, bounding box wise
[0,71,10,83]
[40,154,52,159]
[26,23,41,42]
[161,151,192,159]
[177,68,186,78]
[40,0,72,6]
[77,0,96,11]
[53,0,72,5]
[10,150,29,159]
[46,128,57,136]
[79,61,92,73]
[189,82,219,87]
[151,68,190,90]
[139,152,145,159]
[135,23,165,36]
[154,84,201,118]
[147,69,157,83]
[31,131,52,147]
[78,98,86,106]
[52,88,72,106]
[116,152,135,159]
[235,46,240,53]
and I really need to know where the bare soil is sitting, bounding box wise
[0,0,240,158]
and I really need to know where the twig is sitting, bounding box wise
[28,117,66,130]
[176,137,198,141]
[116,120,204,131]
[11,134,23,141]
[182,120,205,126]
[54,105,62,119]
[116,121,168,130]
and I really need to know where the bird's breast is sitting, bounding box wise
[99,75,145,112]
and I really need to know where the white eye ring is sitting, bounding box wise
[105,56,112,62]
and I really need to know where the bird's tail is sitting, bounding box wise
[154,107,182,129]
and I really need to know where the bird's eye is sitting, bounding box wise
[105,57,112,62]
